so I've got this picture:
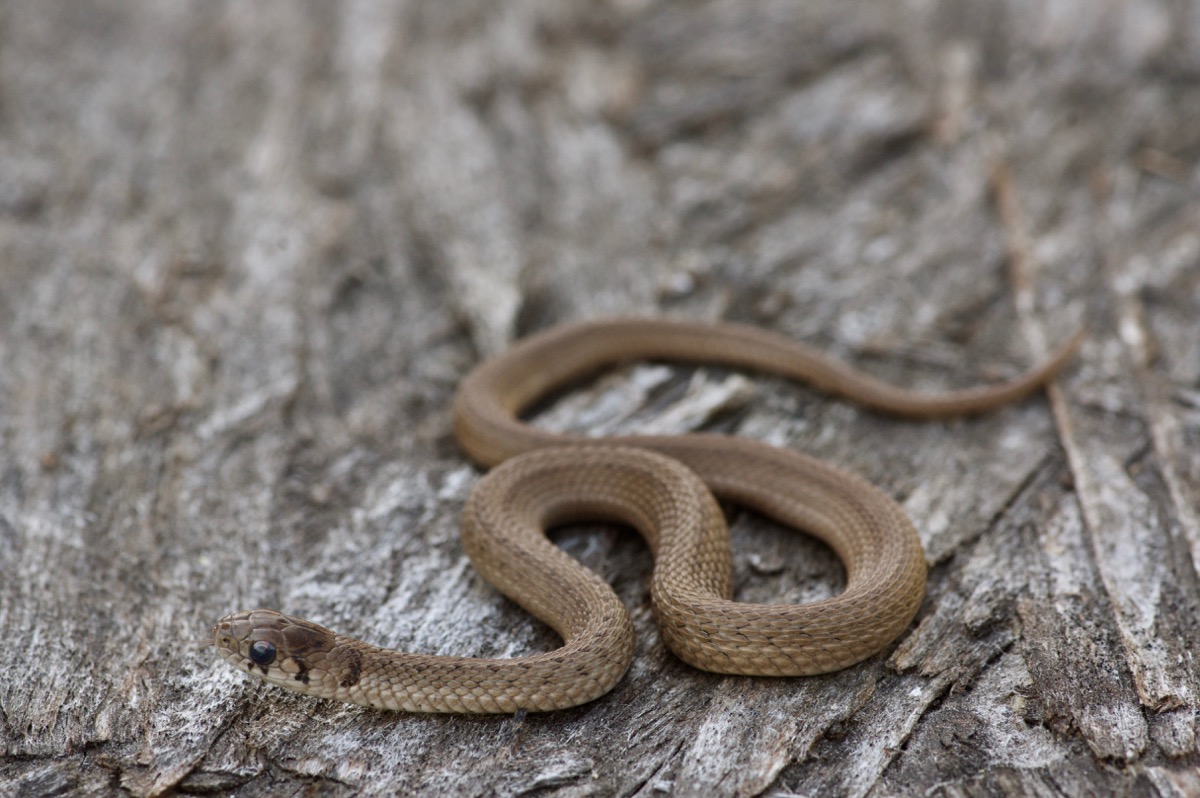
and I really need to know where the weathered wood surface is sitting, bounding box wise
[2,1,1199,796]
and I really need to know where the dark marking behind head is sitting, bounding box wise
[294,661,310,685]
[338,647,363,688]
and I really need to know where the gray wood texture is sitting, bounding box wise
[2,2,1199,796]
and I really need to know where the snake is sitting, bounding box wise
[212,318,1081,712]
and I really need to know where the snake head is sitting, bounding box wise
[212,609,350,699]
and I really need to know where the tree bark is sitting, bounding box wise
[2,2,1198,796]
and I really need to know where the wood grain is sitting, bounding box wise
[1,1,1198,796]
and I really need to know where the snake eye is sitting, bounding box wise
[249,640,277,666]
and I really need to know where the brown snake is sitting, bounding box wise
[213,318,1081,712]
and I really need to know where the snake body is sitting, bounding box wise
[213,318,1080,712]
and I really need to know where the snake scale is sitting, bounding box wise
[213,318,1080,712]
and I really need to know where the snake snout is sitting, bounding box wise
[212,613,248,658]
